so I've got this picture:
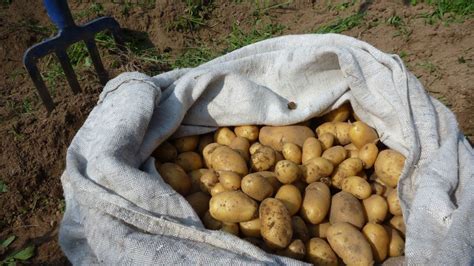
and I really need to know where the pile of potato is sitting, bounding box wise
[154,103,406,265]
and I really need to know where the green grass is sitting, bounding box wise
[326,0,356,11]
[227,21,285,52]
[0,180,7,193]
[413,0,474,24]
[172,46,217,68]
[417,61,438,73]
[168,0,214,31]
[253,0,292,17]
[387,15,412,39]
[314,12,365,33]
[74,3,104,21]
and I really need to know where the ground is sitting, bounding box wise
[0,0,472,264]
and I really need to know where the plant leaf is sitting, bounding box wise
[0,180,7,193]
[13,245,35,261]
[1,235,16,248]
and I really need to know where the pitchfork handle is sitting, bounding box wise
[44,0,76,30]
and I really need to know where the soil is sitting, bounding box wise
[0,0,472,264]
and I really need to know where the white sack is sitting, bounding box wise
[59,34,474,265]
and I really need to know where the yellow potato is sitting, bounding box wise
[374,149,405,188]
[249,142,263,155]
[199,170,219,194]
[389,215,406,236]
[387,189,403,216]
[241,173,274,201]
[209,191,258,223]
[344,143,358,151]
[211,146,248,176]
[371,182,386,196]
[362,223,389,263]
[334,122,351,145]
[329,191,366,229]
[202,143,221,168]
[363,195,388,223]
[251,146,276,171]
[322,146,347,166]
[306,238,338,266]
[188,168,211,193]
[186,192,211,218]
[217,171,241,190]
[307,221,331,239]
[318,133,335,151]
[359,143,379,169]
[327,222,374,266]
[302,137,322,164]
[258,171,282,192]
[152,141,178,162]
[277,239,306,260]
[341,176,372,200]
[259,126,315,151]
[198,133,214,154]
[300,157,334,183]
[214,127,236,146]
[210,183,230,196]
[158,163,192,196]
[301,182,331,225]
[229,136,250,161]
[291,216,310,242]
[234,125,259,142]
[175,151,203,172]
[221,222,239,236]
[174,135,199,152]
[331,158,363,189]
[239,218,261,238]
[260,198,293,249]
[316,122,337,138]
[274,160,300,184]
[349,121,378,149]
[282,142,302,164]
[202,211,222,230]
[388,228,405,257]
[275,184,302,215]
[323,103,351,122]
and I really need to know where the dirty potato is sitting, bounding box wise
[260,198,293,249]
[214,127,236,146]
[301,182,331,225]
[318,133,335,151]
[239,218,261,238]
[374,149,405,188]
[175,151,203,172]
[322,146,347,166]
[211,146,249,176]
[302,137,322,164]
[341,176,372,200]
[349,121,378,149]
[275,184,302,216]
[362,222,389,263]
[158,163,192,196]
[282,142,302,164]
[174,135,200,152]
[209,191,258,223]
[251,145,276,171]
[241,173,274,201]
[327,222,374,266]
[363,195,388,223]
[300,157,334,183]
[306,238,338,266]
[329,191,366,229]
[331,158,364,189]
[274,160,301,184]
[234,125,259,142]
[259,126,315,151]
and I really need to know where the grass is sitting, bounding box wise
[0,180,7,193]
[413,0,474,24]
[1,235,35,265]
[387,15,412,39]
[417,60,438,73]
[168,0,214,31]
[253,0,292,17]
[326,0,356,11]
[227,21,285,52]
[315,12,365,33]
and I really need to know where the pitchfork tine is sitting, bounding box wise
[56,49,81,94]
[85,39,108,85]
[24,62,55,112]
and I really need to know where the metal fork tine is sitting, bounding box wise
[24,63,55,112]
[85,39,108,85]
[55,49,81,94]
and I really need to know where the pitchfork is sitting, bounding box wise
[23,0,124,112]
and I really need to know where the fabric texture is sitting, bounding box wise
[59,34,474,265]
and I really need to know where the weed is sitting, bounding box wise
[172,46,217,68]
[417,0,474,24]
[399,51,409,59]
[327,0,356,11]
[58,199,66,214]
[387,15,404,27]
[227,21,285,52]
[168,0,214,31]
[1,236,15,248]
[2,245,35,265]
[253,0,292,17]
[9,126,24,141]
[315,12,365,33]
[74,3,104,21]
[0,180,7,193]
[417,61,438,73]
[387,15,412,39]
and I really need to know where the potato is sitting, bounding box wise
[329,191,366,229]
[199,170,219,194]
[234,125,259,142]
[388,228,405,257]
[318,133,335,151]
[274,160,300,184]
[188,168,211,193]
[371,182,386,196]
[153,141,177,162]
[229,136,250,161]
[349,121,378,149]
[302,137,322,164]
[202,143,221,168]
[209,191,258,223]
[175,151,203,172]
[316,122,337,138]
[241,173,273,201]
[210,183,230,196]
[331,158,363,189]
[277,239,306,260]
[260,198,293,249]
[211,146,248,176]
[282,142,302,164]
[341,176,372,200]
[327,222,374,266]
[344,143,358,151]
[259,126,315,151]
[387,189,403,216]
[300,157,334,183]
[389,215,406,236]
[362,223,389,262]
[251,146,276,171]
[249,142,263,155]
[258,171,282,192]
[186,192,210,218]
[221,222,239,236]
[174,135,199,152]
[359,143,378,169]
[323,103,351,122]
[198,133,214,154]
[214,127,236,146]
[291,216,310,242]
[158,163,192,196]
[307,221,331,238]
[363,195,388,223]
[239,218,261,238]
[306,238,338,266]
[374,149,405,188]
[217,171,241,190]
[334,122,351,145]
[203,211,222,230]
[322,146,347,166]
[275,184,302,215]
[301,182,331,224]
